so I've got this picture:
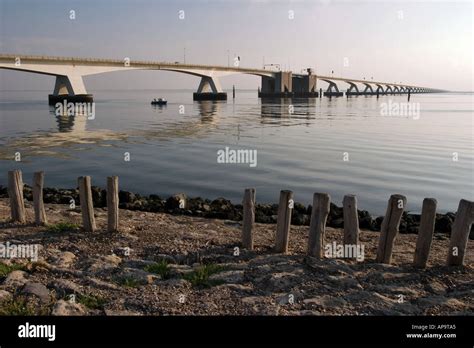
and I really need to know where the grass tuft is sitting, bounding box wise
[0,263,25,278]
[115,276,141,288]
[183,263,226,288]
[46,222,80,233]
[144,260,171,279]
[76,294,107,310]
[0,296,49,315]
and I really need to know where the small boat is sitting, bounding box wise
[151,98,167,105]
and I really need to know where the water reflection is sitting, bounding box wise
[260,98,318,127]
[196,100,224,123]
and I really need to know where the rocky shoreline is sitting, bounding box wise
[0,199,472,316]
[0,184,471,239]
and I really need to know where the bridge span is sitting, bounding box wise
[0,54,442,104]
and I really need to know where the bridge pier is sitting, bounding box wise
[258,72,294,98]
[323,81,343,97]
[345,81,361,96]
[292,73,318,97]
[48,75,93,105]
[193,76,227,101]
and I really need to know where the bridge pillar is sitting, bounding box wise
[48,74,93,105]
[345,82,360,96]
[193,76,227,101]
[292,74,318,97]
[258,72,293,98]
[375,84,385,95]
[323,81,343,97]
[361,83,375,96]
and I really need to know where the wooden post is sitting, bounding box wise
[107,176,119,232]
[242,188,256,250]
[275,190,293,253]
[33,171,47,225]
[447,199,474,266]
[78,176,96,232]
[413,198,437,268]
[7,170,26,223]
[376,194,407,264]
[308,193,330,258]
[343,195,359,247]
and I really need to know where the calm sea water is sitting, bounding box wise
[0,90,472,215]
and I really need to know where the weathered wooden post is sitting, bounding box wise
[33,171,47,225]
[447,199,474,266]
[78,176,96,232]
[242,188,256,250]
[7,170,26,223]
[308,193,330,258]
[275,190,293,253]
[376,194,407,264]
[107,176,119,232]
[413,198,437,268]
[343,194,359,247]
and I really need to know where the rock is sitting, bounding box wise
[217,283,253,292]
[21,282,51,304]
[358,210,374,230]
[119,190,136,204]
[0,290,12,302]
[426,281,447,295]
[91,186,106,207]
[117,268,159,285]
[52,300,86,316]
[160,278,191,287]
[53,251,76,268]
[87,278,119,290]
[88,254,122,274]
[374,216,384,230]
[154,254,177,264]
[291,213,309,226]
[49,279,81,297]
[168,264,193,276]
[241,296,261,305]
[4,270,28,287]
[277,293,300,305]
[330,218,344,228]
[209,270,244,284]
[166,193,187,210]
[435,214,453,233]
[303,295,347,308]
[266,271,303,291]
[293,202,307,214]
[327,275,363,290]
[371,285,419,297]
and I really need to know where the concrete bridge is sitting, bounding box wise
[0,54,442,104]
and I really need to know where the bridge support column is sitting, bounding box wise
[346,82,360,96]
[258,72,293,98]
[193,76,227,101]
[292,74,318,97]
[323,81,343,97]
[48,74,92,105]
[361,84,375,96]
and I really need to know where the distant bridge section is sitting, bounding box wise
[0,54,443,104]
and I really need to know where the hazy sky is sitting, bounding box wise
[0,0,472,91]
